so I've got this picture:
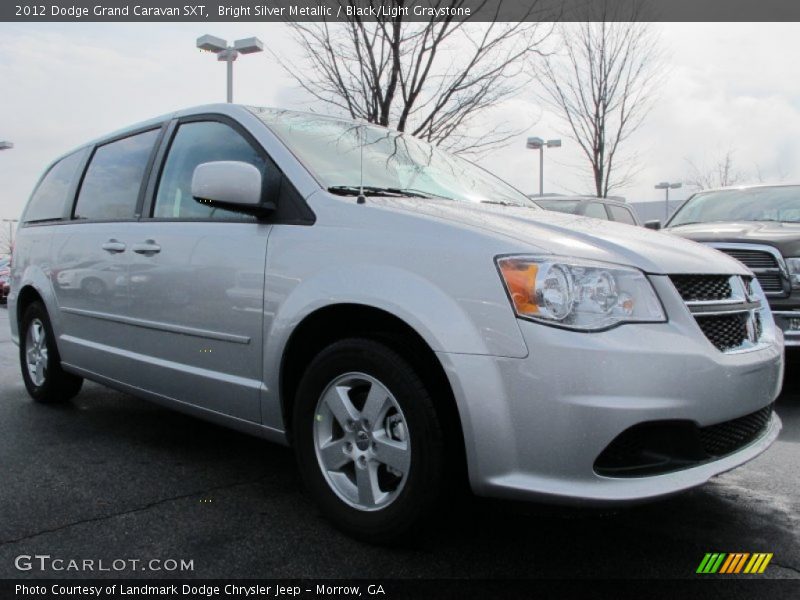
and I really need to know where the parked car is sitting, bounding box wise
[8,105,783,541]
[533,195,641,226]
[0,257,9,304]
[663,184,800,348]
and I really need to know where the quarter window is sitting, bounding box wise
[23,150,85,223]
[584,202,609,220]
[608,205,637,225]
[153,121,270,220]
[73,129,160,221]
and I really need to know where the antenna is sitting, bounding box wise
[357,121,366,204]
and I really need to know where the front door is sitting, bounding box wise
[123,119,274,422]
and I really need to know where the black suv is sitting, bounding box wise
[663,184,800,348]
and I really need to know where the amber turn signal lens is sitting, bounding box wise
[498,259,539,315]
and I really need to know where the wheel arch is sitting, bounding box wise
[279,303,468,481]
[15,285,46,331]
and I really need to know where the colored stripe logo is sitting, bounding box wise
[697,553,773,574]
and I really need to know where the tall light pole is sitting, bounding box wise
[526,137,561,196]
[196,34,264,103]
[0,141,13,151]
[655,181,682,222]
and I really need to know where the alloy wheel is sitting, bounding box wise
[25,318,48,387]
[313,372,411,511]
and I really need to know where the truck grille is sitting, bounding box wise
[670,275,732,302]
[753,272,783,293]
[711,244,787,296]
[719,248,778,269]
[669,274,765,353]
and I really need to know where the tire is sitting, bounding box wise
[293,338,445,543]
[19,301,83,404]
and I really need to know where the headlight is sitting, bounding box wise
[496,255,666,331]
[785,257,800,289]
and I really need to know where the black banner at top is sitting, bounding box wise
[3,0,800,23]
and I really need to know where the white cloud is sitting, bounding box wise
[1,21,799,220]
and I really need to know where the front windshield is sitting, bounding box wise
[250,108,536,207]
[669,186,800,227]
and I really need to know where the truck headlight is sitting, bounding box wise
[785,257,800,289]
[496,255,666,331]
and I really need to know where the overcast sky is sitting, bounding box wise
[1,21,798,221]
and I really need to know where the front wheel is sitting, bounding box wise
[293,338,445,543]
[19,301,83,403]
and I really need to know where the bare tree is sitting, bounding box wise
[276,1,553,154]
[0,219,15,256]
[538,0,662,197]
[685,149,746,190]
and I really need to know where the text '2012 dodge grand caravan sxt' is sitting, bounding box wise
[9,105,783,541]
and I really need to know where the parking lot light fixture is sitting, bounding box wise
[526,136,561,196]
[655,181,683,222]
[0,141,13,151]
[196,34,264,103]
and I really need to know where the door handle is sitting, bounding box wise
[101,239,126,253]
[132,240,161,255]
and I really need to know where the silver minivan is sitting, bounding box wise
[9,105,783,541]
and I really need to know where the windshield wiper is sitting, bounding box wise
[668,221,706,228]
[480,200,527,207]
[327,185,454,201]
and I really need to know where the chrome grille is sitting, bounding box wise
[671,275,732,302]
[710,243,787,297]
[754,272,783,293]
[719,248,778,269]
[695,312,749,352]
[670,274,766,353]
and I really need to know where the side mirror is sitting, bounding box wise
[644,220,662,231]
[191,161,275,213]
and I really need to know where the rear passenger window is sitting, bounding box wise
[153,121,271,220]
[608,205,637,225]
[73,129,159,221]
[584,202,609,220]
[23,150,85,223]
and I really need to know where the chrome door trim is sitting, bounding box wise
[60,306,251,344]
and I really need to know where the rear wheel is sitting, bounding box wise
[19,301,83,403]
[293,338,445,543]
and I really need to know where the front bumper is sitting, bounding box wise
[440,277,784,505]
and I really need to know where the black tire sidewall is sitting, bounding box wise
[293,339,444,541]
[19,302,77,403]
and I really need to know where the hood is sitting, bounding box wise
[667,221,800,257]
[370,198,748,276]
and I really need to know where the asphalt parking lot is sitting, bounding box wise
[0,305,797,580]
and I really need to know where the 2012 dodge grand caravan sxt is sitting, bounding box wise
[9,105,783,541]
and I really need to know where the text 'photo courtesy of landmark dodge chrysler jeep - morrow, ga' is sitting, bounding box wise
[8,105,783,542]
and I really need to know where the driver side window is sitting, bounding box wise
[153,121,269,220]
